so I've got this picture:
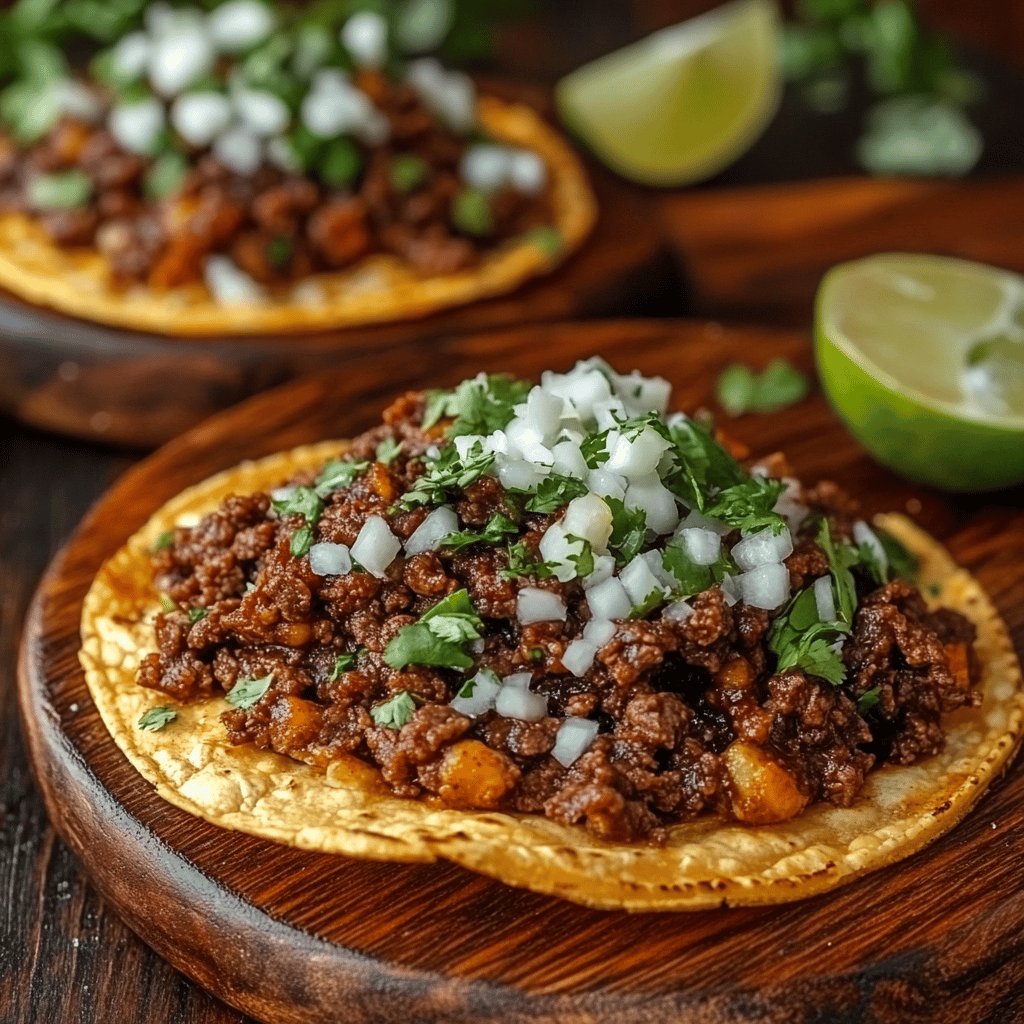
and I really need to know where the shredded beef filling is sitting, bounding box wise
[138,391,982,842]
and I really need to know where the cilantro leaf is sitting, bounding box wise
[500,541,556,580]
[566,535,595,578]
[604,497,647,565]
[857,686,882,714]
[876,526,919,582]
[768,585,849,685]
[441,512,518,551]
[663,417,746,511]
[420,374,531,437]
[384,589,483,670]
[400,441,495,509]
[272,485,323,523]
[629,588,665,620]
[153,529,175,552]
[661,540,732,598]
[314,459,370,498]
[716,359,811,417]
[581,430,611,469]
[703,477,786,536]
[375,438,403,465]
[817,518,859,623]
[225,672,274,710]
[328,650,362,681]
[290,525,314,558]
[371,691,417,729]
[187,607,207,624]
[138,706,177,732]
[523,475,588,513]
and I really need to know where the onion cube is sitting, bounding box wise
[583,618,617,646]
[498,458,547,492]
[449,669,501,718]
[732,527,794,572]
[619,555,665,606]
[525,385,564,441]
[562,493,613,554]
[561,639,597,677]
[212,127,263,175]
[587,468,626,501]
[516,587,566,624]
[584,553,616,587]
[508,149,547,194]
[208,0,275,53]
[171,91,232,147]
[605,427,671,478]
[539,522,584,583]
[814,575,836,621]
[404,506,458,556]
[111,31,151,80]
[351,515,401,578]
[551,717,600,767]
[586,577,631,620]
[624,474,679,534]
[550,440,588,480]
[341,11,388,69]
[677,508,730,535]
[308,542,352,577]
[108,99,165,156]
[617,372,671,415]
[234,89,290,137]
[663,599,694,622]
[495,682,547,722]
[149,29,215,96]
[460,144,510,192]
[203,256,266,305]
[737,562,790,610]
[677,527,721,566]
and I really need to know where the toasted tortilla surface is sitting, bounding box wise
[79,443,1024,910]
[0,98,596,336]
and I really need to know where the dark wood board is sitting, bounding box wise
[18,320,1024,1024]
[0,85,677,451]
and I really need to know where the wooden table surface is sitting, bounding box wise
[3,2,1024,1021]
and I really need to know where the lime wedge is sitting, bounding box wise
[816,253,1024,492]
[555,0,781,186]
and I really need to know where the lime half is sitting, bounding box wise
[555,0,781,187]
[816,253,1024,492]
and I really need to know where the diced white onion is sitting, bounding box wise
[624,474,679,534]
[203,255,266,305]
[516,587,567,624]
[586,577,631,620]
[460,143,510,192]
[641,549,678,591]
[676,527,721,566]
[171,91,232,147]
[351,515,401,578]
[617,372,671,415]
[208,0,275,53]
[587,468,626,501]
[619,555,665,606]
[732,527,794,572]
[449,668,501,718]
[502,672,533,688]
[404,506,458,555]
[562,493,613,554]
[149,28,215,96]
[677,508,731,536]
[663,599,694,622]
[111,31,151,80]
[508,149,546,194]
[853,520,888,577]
[814,575,836,621]
[584,553,616,587]
[721,573,741,606]
[108,98,165,156]
[308,542,352,576]
[561,639,597,677]
[525,385,564,441]
[495,682,547,722]
[406,58,475,133]
[550,440,588,479]
[542,366,612,421]
[605,427,671,478]
[300,81,373,139]
[56,81,103,123]
[551,717,599,767]
[212,127,263,174]
[774,476,809,531]
[498,459,547,492]
[341,11,388,69]
[583,618,617,646]
[538,522,585,583]
[737,562,791,610]
[234,89,290,136]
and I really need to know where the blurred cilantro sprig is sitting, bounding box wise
[782,0,984,177]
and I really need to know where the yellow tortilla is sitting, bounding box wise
[79,443,1024,910]
[0,97,596,336]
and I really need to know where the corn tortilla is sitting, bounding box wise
[79,443,1024,910]
[0,98,596,337]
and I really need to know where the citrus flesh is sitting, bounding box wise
[555,0,781,186]
[816,253,1024,492]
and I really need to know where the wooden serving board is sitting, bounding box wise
[18,321,1024,1024]
[0,84,676,450]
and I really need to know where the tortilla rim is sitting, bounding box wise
[0,96,596,337]
[78,442,1024,911]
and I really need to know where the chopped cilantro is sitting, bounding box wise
[328,649,362,681]
[877,527,919,582]
[389,153,428,192]
[314,459,370,497]
[272,485,323,524]
[703,477,786,536]
[926,581,942,598]
[567,536,595,578]
[153,529,175,552]
[525,225,562,258]
[629,589,665,620]
[768,585,849,685]
[661,541,732,598]
[319,136,362,188]
[266,235,293,270]
[27,169,92,211]
[716,359,811,418]
[817,519,859,623]
[663,417,746,512]
[371,690,417,730]
[421,374,531,437]
[604,497,647,565]
[581,430,611,469]
[522,475,588,513]
[290,524,314,558]
[441,512,518,551]
[400,441,495,509]
[857,686,882,714]
[383,589,483,670]
[375,438,403,465]
[501,541,555,580]
[138,706,177,732]
[187,607,207,625]
[529,646,545,663]
[225,672,274,710]
[452,187,494,236]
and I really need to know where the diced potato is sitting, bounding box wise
[436,740,518,810]
[268,695,323,753]
[722,740,808,825]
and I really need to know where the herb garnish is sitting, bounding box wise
[604,498,647,565]
[703,477,786,536]
[225,672,274,710]
[153,529,175,552]
[399,441,495,509]
[314,459,370,497]
[662,541,732,599]
[290,525,314,558]
[384,589,483,670]
[138,706,177,732]
[187,607,207,624]
[857,686,882,714]
[522,475,588,513]
[328,649,363,681]
[715,359,811,418]
[501,541,555,580]
[371,690,417,730]
[421,373,531,436]
[441,512,518,551]
[375,438,403,466]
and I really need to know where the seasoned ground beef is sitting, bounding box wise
[139,389,982,842]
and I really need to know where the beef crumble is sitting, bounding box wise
[138,389,981,843]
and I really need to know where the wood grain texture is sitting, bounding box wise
[17,320,1024,1024]
[659,175,1024,326]
[0,80,676,450]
